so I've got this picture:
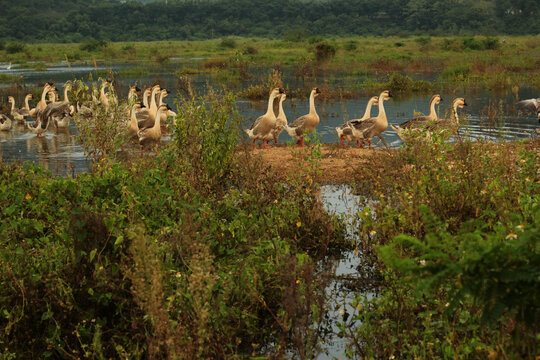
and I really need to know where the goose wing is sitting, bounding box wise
[517,98,540,114]
[397,115,432,129]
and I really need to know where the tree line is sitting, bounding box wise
[0,0,538,42]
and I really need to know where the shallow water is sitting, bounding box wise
[1,62,539,174]
[317,185,377,359]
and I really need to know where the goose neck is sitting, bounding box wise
[64,87,70,103]
[153,108,163,130]
[428,98,438,120]
[24,95,31,110]
[9,99,15,111]
[266,92,277,116]
[278,97,285,116]
[309,92,317,115]
[150,88,160,113]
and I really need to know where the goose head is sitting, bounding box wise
[312,87,321,97]
[370,96,379,106]
[432,94,442,105]
[161,89,169,98]
[26,93,33,101]
[132,101,144,110]
[453,97,467,109]
[379,90,392,101]
[269,88,283,98]
[280,93,287,101]
[7,96,15,104]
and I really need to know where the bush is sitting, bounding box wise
[219,37,237,49]
[314,42,336,62]
[79,38,108,52]
[284,29,307,42]
[344,40,358,51]
[0,90,342,359]
[344,137,540,358]
[462,37,483,50]
[414,36,431,46]
[242,45,258,55]
[482,36,500,50]
[5,42,26,54]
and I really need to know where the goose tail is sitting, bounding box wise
[390,124,406,142]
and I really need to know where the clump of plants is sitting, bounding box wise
[79,38,108,52]
[343,136,539,358]
[0,88,343,359]
[314,41,336,63]
[5,42,25,54]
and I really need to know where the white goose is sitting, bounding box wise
[284,87,321,147]
[348,90,392,149]
[336,95,379,147]
[245,88,284,149]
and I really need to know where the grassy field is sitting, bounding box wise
[1,36,540,90]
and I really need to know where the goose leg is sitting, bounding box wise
[296,137,306,147]
[251,138,256,150]
[262,140,272,149]
[340,135,345,148]
[368,139,372,149]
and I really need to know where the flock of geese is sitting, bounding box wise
[0,80,177,147]
[246,87,540,148]
[2,80,539,151]
[246,88,470,148]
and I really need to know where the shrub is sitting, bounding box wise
[414,36,431,46]
[79,38,108,52]
[219,37,237,49]
[5,42,26,54]
[0,90,343,359]
[344,40,358,51]
[284,29,307,42]
[462,37,483,50]
[344,137,540,358]
[482,36,500,50]
[242,45,258,55]
[314,42,336,62]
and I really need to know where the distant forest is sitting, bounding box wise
[0,0,539,42]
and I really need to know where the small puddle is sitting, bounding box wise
[317,185,377,359]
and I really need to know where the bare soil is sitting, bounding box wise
[238,143,391,184]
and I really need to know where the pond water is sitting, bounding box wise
[1,61,539,174]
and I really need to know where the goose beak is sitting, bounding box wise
[279,88,284,94]
[440,97,443,102]
[315,88,321,94]
[463,101,468,106]
[135,87,141,92]
[388,91,393,98]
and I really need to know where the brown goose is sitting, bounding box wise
[284,87,321,147]
[245,88,284,149]
[138,104,167,147]
[336,95,379,147]
[8,94,32,123]
[348,90,392,149]
[391,94,442,141]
